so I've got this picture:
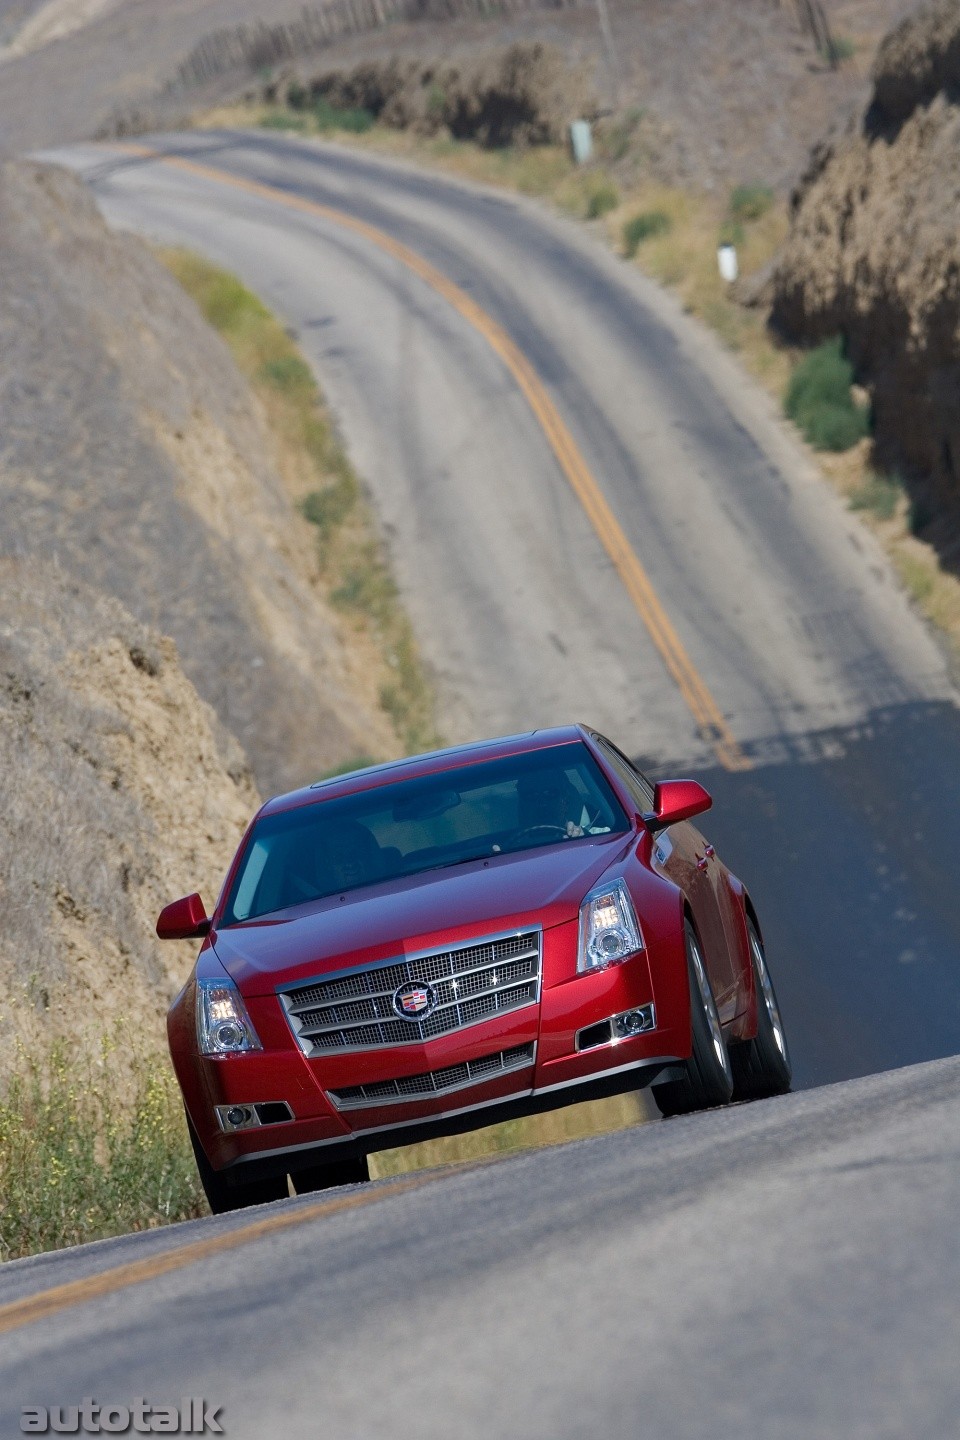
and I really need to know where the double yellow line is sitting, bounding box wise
[117,142,750,772]
[0,1170,442,1336]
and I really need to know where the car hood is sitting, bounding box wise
[212,833,634,993]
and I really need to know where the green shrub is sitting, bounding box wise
[314,98,375,134]
[822,35,856,63]
[849,472,902,521]
[804,403,870,452]
[192,270,267,335]
[260,111,309,133]
[784,338,870,452]
[301,475,358,539]
[730,183,774,223]
[585,177,620,220]
[259,354,314,392]
[718,219,745,248]
[622,210,671,257]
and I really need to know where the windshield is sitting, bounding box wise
[222,742,629,924]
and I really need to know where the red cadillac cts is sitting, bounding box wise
[159,726,791,1212]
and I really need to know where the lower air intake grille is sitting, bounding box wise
[328,1043,536,1110]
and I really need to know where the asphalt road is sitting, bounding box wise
[46,130,960,1092]
[3,1054,959,1438]
[13,128,958,1437]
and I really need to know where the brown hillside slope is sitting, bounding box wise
[0,1,920,192]
[771,0,960,529]
[0,160,396,795]
[0,559,258,1050]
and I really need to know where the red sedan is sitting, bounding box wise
[159,726,791,1212]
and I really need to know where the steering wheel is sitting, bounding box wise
[514,824,570,841]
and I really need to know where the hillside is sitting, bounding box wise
[0,2,926,194]
[0,155,422,1060]
[770,0,960,538]
[0,159,398,798]
[0,559,257,1050]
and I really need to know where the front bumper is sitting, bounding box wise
[173,916,691,1176]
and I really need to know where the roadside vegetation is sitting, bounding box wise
[784,338,871,453]
[159,250,438,757]
[370,1092,647,1178]
[0,1032,204,1261]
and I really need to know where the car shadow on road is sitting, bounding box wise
[640,698,960,1090]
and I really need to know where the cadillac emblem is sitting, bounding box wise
[393,980,438,1021]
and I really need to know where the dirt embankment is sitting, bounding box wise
[270,44,589,148]
[0,559,258,1049]
[0,160,396,797]
[0,0,919,193]
[0,158,404,1051]
[770,0,960,531]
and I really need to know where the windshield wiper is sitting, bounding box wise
[428,848,502,871]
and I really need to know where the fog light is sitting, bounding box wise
[215,1101,295,1132]
[612,1005,655,1038]
[575,1003,656,1052]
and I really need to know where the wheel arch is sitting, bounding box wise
[742,889,763,944]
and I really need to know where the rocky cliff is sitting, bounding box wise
[770,0,960,526]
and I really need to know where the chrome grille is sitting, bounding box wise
[279,929,541,1056]
[328,1043,536,1109]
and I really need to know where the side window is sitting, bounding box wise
[594,737,655,811]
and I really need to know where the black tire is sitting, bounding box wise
[292,1156,370,1194]
[652,920,734,1118]
[187,1113,289,1214]
[730,919,792,1101]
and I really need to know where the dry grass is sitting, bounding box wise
[159,248,438,757]
[369,1090,652,1179]
[0,1030,204,1262]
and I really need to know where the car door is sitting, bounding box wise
[593,737,738,1022]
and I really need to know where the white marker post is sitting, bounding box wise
[570,120,593,166]
[717,244,739,283]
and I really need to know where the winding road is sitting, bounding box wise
[10,129,959,1435]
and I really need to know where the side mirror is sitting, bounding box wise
[643,779,712,833]
[157,892,211,940]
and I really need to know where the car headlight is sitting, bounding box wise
[196,976,263,1055]
[578,878,643,973]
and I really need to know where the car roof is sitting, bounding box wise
[258,725,595,818]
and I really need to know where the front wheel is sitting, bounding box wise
[187,1113,289,1214]
[652,921,734,1118]
[730,920,792,1101]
